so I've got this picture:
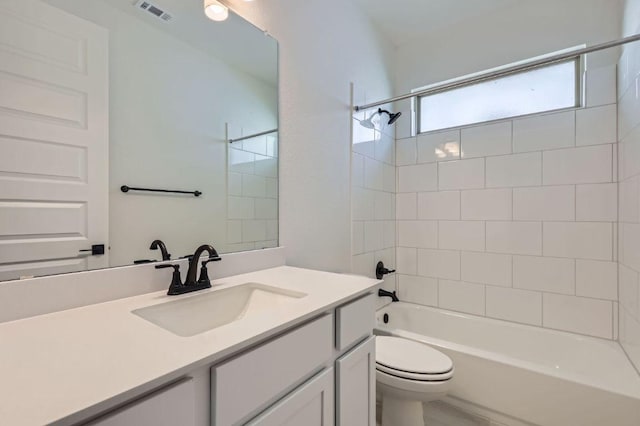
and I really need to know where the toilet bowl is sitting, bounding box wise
[376,336,454,426]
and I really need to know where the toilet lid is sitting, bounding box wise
[376,336,453,375]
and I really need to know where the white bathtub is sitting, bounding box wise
[375,302,640,426]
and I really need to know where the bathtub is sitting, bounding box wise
[375,302,640,426]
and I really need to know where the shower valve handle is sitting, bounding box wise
[376,261,396,279]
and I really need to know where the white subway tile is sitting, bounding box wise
[396,193,417,220]
[621,223,640,271]
[438,221,485,251]
[352,187,375,221]
[543,145,612,185]
[398,221,438,249]
[576,183,617,222]
[254,156,277,178]
[513,255,575,295]
[486,152,542,188]
[266,220,278,241]
[399,275,438,307]
[417,130,460,163]
[438,158,485,190]
[242,220,267,242]
[513,111,575,153]
[418,249,460,280]
[382,163,396,193]
[619,264,639,318]
[543,222,613,260]
[383,220,395,249]
[619,176,639,223]
[227,221,242,244]
[374,130,395,165]
[228,172,242,196]
[461,251,512,287]
[352,252,374,278]
[486,222,542,255]
[461,188,512,220]
[265,178,278,199]
[242,174,267,197]
[620,309,640,369]
[585,65,617,107]
[439,280,485,315]
[255,198,278,219]
[228,196,254,219]
[352,221,364,255]
[364,221,384,252]
[486,287,542,325]
[396,137,417,166]
[418,191,460,220]
[513,186,575,221]
[397,247,417,275]
[576,105,617,146]
[364,157,384,190]
[374,191,394,220]
[461,122,512,159]
[229,148,254,174]
[543,294,613,339]
[398,163,438,192]
[576,260,617,300]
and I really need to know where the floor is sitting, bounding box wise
[376,400,491,426]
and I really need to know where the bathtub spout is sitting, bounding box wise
[378,289,399,302]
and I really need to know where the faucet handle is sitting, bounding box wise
[197,256,221,286]
[156,264,184,294]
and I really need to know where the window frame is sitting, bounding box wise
[413,52,584,135]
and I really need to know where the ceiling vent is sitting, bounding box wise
[134,0,173,22]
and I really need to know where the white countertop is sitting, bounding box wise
[0,266,379,426]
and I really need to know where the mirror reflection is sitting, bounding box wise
[0,0,278,281]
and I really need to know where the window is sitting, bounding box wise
[417,58,580,133]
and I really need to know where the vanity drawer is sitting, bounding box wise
[211,314,333,425]
[335,293,375,351]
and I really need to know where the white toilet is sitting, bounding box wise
[376,336,454,426]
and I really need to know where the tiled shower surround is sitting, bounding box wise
[618,32,640,370]
[352,64,621,339]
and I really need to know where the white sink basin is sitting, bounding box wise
[132,283,307,337]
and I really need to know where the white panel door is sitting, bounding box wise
[0,0,108,280]
[336,336,376,426]
[246,368,334,426]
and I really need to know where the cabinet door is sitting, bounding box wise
[89,378,195,426]
[246,368,334,426]
[336,336,375,426]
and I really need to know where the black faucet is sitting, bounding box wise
[185,244,221,286]
[150,240,171,261]
[378,289,399,302]
[155,244,221,295]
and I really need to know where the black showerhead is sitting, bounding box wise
[359,108,402,129]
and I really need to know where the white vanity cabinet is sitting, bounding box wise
[336,337,376,426]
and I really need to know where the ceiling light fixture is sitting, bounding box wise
[204,0,229,21]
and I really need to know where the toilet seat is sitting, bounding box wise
[376,336,453,382]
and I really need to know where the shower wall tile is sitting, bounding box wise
[461,251,512,287]
[417,130,460,163]
[513,186,575,221]
[513,110,575,153]
[396,137,417,166]
[486,152,542,188]
[486,286,542,326]
[438,158,485,190]
[461,122,512,159]
[461,188,512,220]
[417,191,460,220]
[438,279,485,316]
[576,104,617,146]
[513,255,575,295]
[543,293,613,339]
[387,67,619,340]
[543,144,613,185]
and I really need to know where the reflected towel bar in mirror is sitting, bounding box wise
[120,185,202,197]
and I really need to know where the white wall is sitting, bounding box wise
[225,0,395,273]
[618,0,640,371]
[46,0,277,265]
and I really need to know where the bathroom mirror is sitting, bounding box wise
[0,0,278,281]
